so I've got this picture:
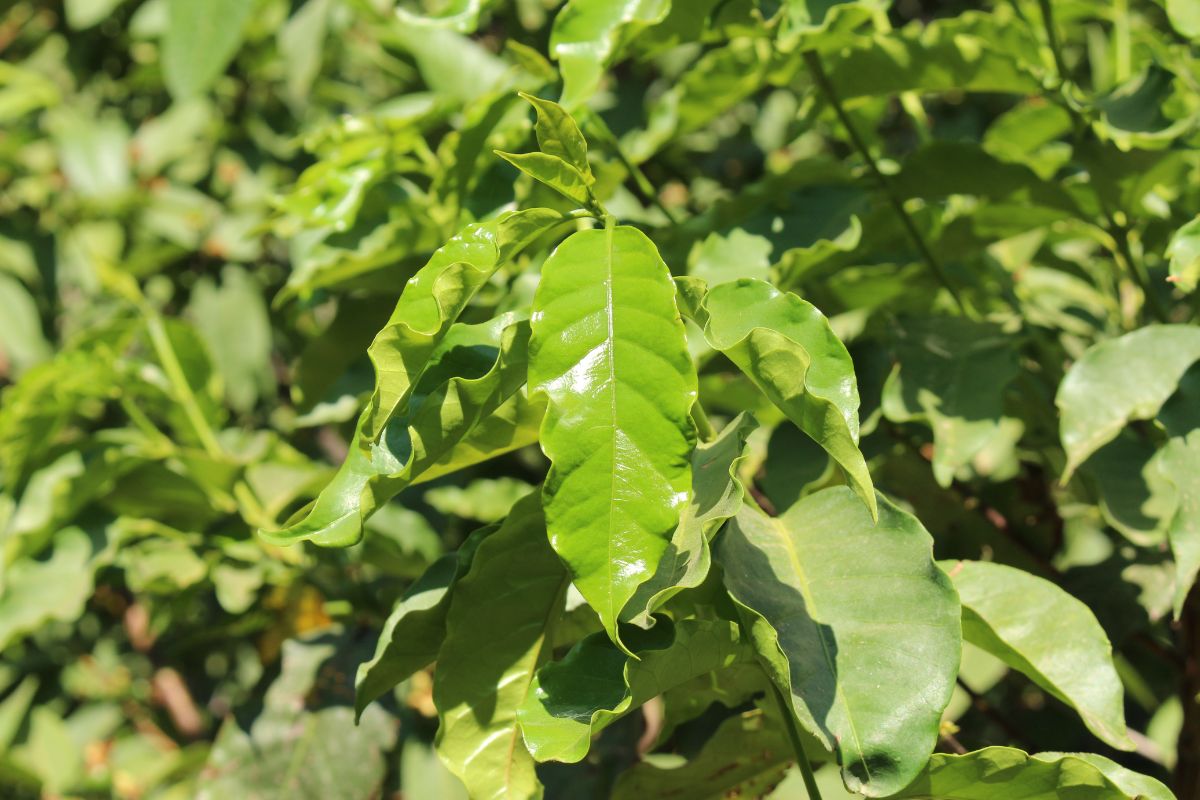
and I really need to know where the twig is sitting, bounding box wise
[769,680,823,800]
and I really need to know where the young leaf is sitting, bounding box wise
[262,319,533,546]
[1156,431,1200,618]
[549,0,672,108]
[622,412,757,627]
[695,278,876,518]
[494,151,597,210]
[518,92,592,180]
[942,560,1133,751]
[433,493,570,800]
[715,490,960,796]
[1057,325,1200,480]
[162,0,256,99]
[363,208,566,441]
[889,747,1173,800]
[528,225,697,644]
[518,618,753,763]
[354,525,495,719]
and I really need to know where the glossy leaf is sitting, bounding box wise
[697,278,876,518]
[494,151,596,209]
[622,412,757,626]
[890,747,1173,800]
[354,525,494,718]
[162,0,256,99]
[433,494,569,800]
[518,618,753,763]
[942,560,1133,751]
[529,225,697,643]
[881,317,1021,487]
[715,490,960,796]
[549,0,671,108]
[518,92,592,180]
[362,209,565,440]
[1058,325,1200,480]
[262,319,533,546]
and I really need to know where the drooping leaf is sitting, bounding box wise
[715,490,960,796]
[888,747,1173,800]
[354,525,494,719]
[549,0,672,108]
[162,0,257,99]
[1057,325,1200,480]
[262,319,533,546]
[363,208,566,440]
[881,317,1021,487]
[1167,215,1200,293]
[942,560,1132,751]
[518,618,753,763]
[433,494,569,800]
[528,225,697,643]
[622,412,757,626]
[1155,431,1200,618]
[695,278,875,518]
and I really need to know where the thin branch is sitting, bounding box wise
[768,680,823,800]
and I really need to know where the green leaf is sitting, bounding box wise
[528,225,697,644]
[426,477,537,523]
[396,0,495,32]
[363,208,565,440]
[1057,325,1200,480]
[0,528,95,651]
[0,274,50,378]
[1156,431,1200,618]
[942,560,1132,751]
[189,266,274,414]
[881,317,1021,487]
[1167,215,1200,293]
[549,0,672,108]
[889,747,1173,800]
[687,230,772,286]
[610,707,797,800]
[696,278,875,518]
[162,0,256,99]
[518,92,592,180]
[715,491,960,796]
[622,412,757,627]
[1167,0,1200,38]
[433,494,569,800]
[354,525,494,719]
[262,318,534,547]
[494,151,597,209]
[517,618,753,763]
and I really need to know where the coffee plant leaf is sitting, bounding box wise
[433,493,569,800]
[494,151,597,209]
[1057,325,1200,480]
[943,560,1133,751]
[1157,431,1200,618]
[517,93,593,181]
[162,0,255,99]
[716,490,960,796]
[696,278,876,518]
[528,224,697,645]
[395,0,496,33]
[1168,215,1200,293]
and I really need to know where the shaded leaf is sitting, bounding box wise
[715,491,960,796]
[529,225,696,643]
[1156,431,1200,618]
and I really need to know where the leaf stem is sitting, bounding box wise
[584,112,681,226]
[768,679,823,800]
[800,50,970,317]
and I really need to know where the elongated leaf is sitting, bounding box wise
[697,278,875,518]
[529,225,697,643]
[1168,215,1200,293]
[1057,325,1200,480]
[162,0,256,99]
[518,92,592,179]
[622,412,756,626]
[942,560,1132,750]
[550,0,671,108]
[518,618,753,763]
[890,747,1173,800]
[434,494,569,800]
[881,317,1020,487]
[364,208,565,440]
[1156,431,1200,617]
[262,319,533,546]
[715,490,960,796]
[354,525,494,718]
[494,151,596,209]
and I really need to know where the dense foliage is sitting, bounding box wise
[2,0,1200,797]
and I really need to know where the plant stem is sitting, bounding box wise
[691,402,717,443]
[800,50,970,317]
[768,680,823,800]
[584,112,682,225]
[1035,0,1069,83]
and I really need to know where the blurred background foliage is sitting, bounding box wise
[0,0,1199,797]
